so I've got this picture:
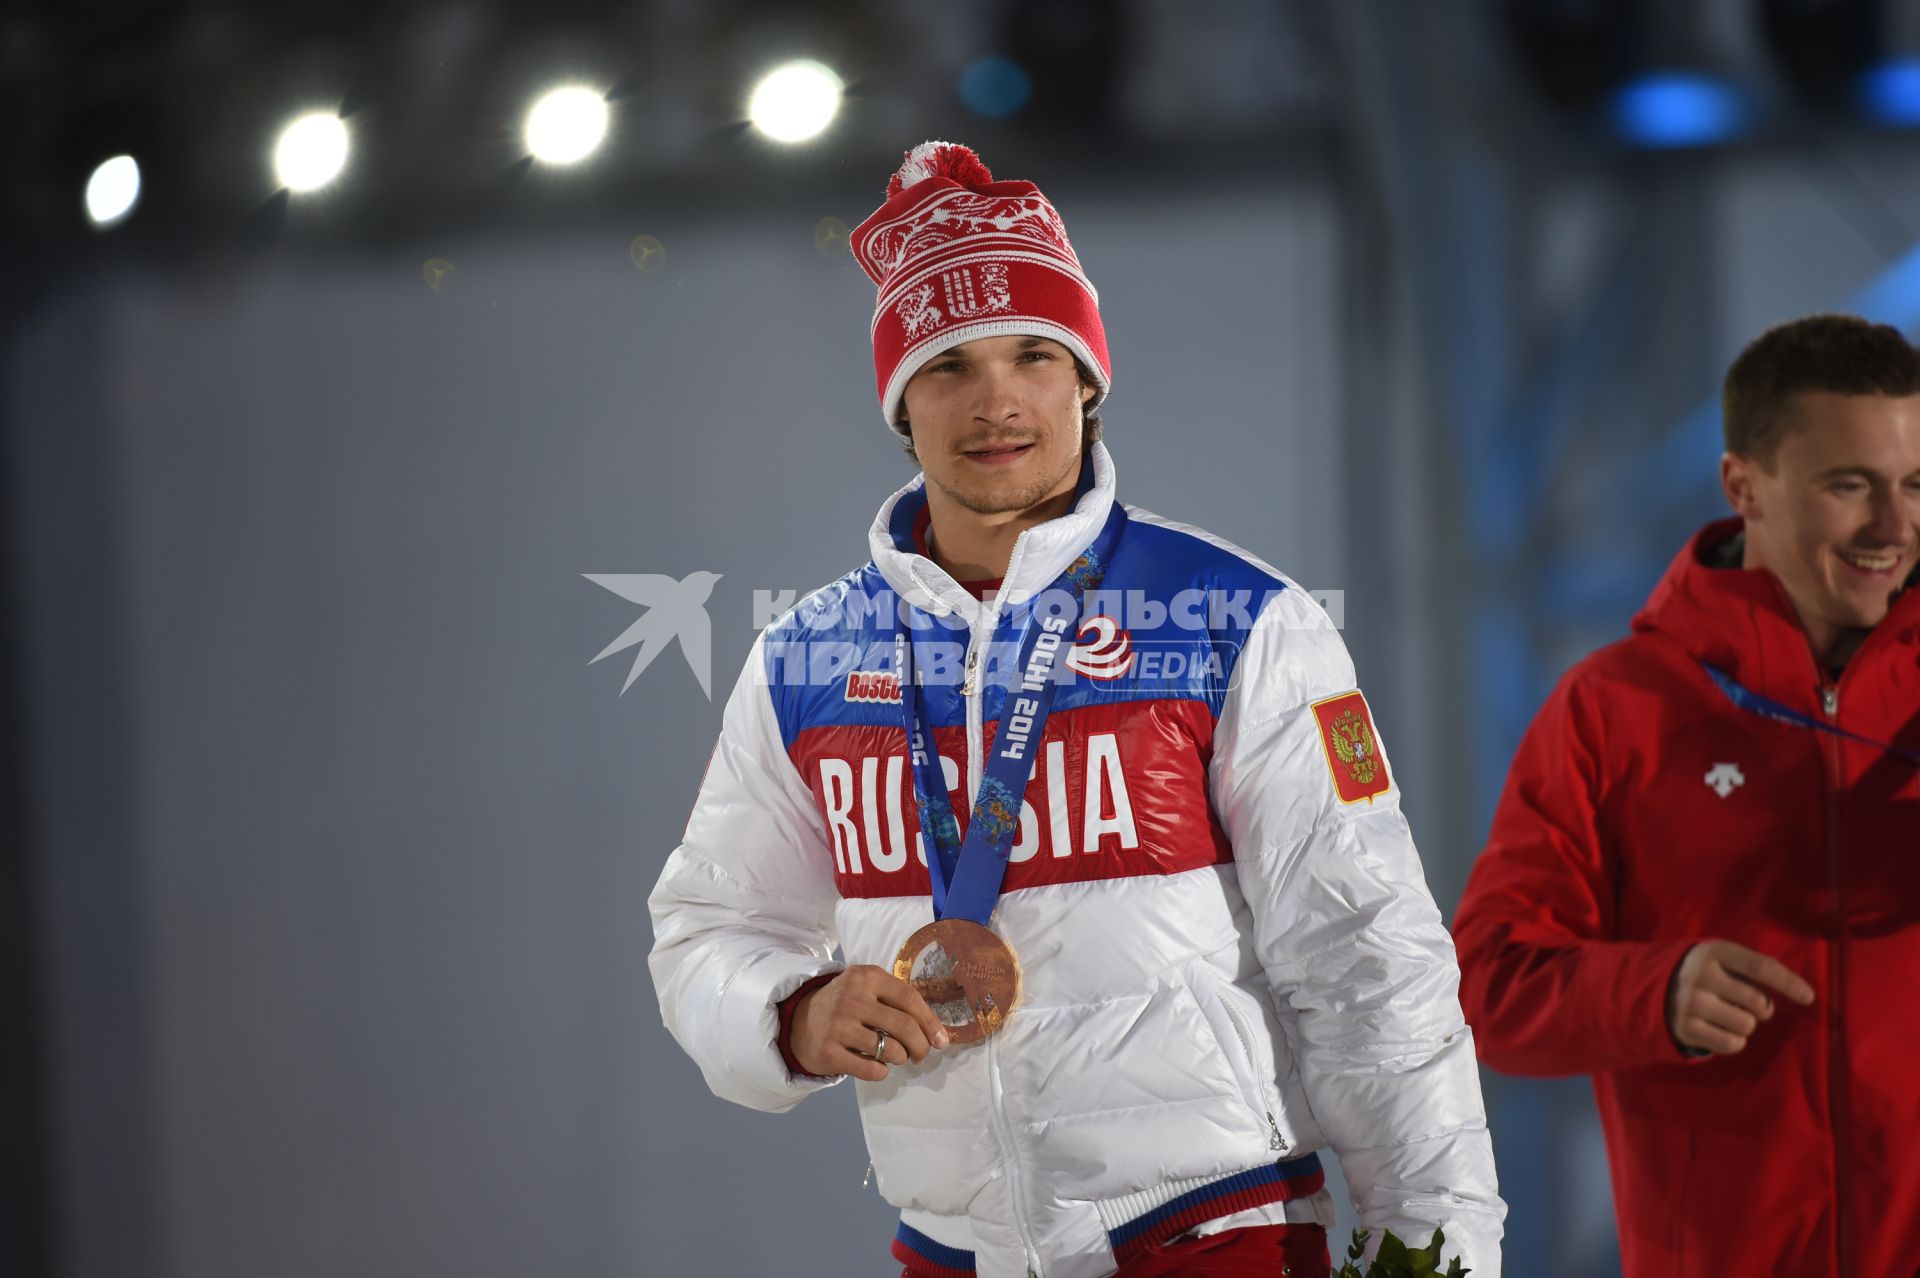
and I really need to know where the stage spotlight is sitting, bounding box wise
[84,155,141,227]
[1860,57,1920,125]
[273,113,349,193]
[525,86,609,165]
[1610,72,1751,148]
[748,60,843,143]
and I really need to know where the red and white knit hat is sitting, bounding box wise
[851,141,1110,431]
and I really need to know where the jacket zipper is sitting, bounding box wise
[1770,568,1854,1278]
[967,608,1043,1274]
[962,626,985,803]
[989,1029,1044,1275]
[1214,979,1289,1153]
[1818,675,1850,1278]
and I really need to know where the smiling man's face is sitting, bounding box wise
[1724,390,1920,654]
[898,334,1095,516]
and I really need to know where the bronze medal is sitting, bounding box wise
[890,918,1021,1045]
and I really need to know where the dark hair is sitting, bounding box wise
[1722,313,1920,463]
[892,358,1105,464]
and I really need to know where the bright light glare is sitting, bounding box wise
[1609,73,1748,149]
[525,87,609,164]
[748,60,843,143]
[85,155,141,227]
[1859,59,1920,126]
[273,113,350,192]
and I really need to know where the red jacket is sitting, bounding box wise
[1453,518,1920,1277]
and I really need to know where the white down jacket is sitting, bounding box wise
[648,444,1504,1276]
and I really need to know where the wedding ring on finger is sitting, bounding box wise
[872,1030,889,1061]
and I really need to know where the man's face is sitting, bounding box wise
[1724,391,1920,642]
[899,335,1094,516]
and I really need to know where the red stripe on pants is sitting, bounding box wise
[898,1223,1330,1278]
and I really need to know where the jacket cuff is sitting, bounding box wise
[712,954,845,1107]
[1592,938,1705,1066]
[777,972,842,1080]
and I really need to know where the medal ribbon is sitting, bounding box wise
[1700,661,1920,765]
[897,507,1123,925]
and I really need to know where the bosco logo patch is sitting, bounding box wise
[1310,691,1391,805]
[844,670,903,704]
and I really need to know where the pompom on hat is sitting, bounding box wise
[850,141,1110,432]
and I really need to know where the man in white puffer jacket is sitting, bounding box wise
[649,142,1504,1278]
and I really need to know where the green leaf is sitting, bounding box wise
[1407,1226,1444,1273]
[1342,1227,1470,1278]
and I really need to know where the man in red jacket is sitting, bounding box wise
[1453,312,1920,1277]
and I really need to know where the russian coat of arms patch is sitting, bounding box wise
[1311,691,1391,805]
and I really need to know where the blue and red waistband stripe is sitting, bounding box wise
[1107,1153,1324,1267]
[891,1222,975,1276]
[890,1154,1325,1275]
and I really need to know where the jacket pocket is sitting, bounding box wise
[1182,961,1291,1155]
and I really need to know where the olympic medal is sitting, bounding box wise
[890,919,1021,1044]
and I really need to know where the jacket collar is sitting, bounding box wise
[1632,516,1920,699]
[868,441,1117,627]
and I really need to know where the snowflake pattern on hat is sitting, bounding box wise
[867,192,1076,282]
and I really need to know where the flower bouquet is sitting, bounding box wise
[1333,1227,1468,1278]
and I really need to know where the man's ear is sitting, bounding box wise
[1721,451,1762,520]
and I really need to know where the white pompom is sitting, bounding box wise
[894,140,956,189]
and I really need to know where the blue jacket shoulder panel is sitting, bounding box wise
[1048,507,1289,720]
[760,507,1292,752]
[761,564,930,753]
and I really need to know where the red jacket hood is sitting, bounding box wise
[1630,517,1920,701]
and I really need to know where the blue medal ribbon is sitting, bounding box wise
[1700,661,1920,765]
[897,508,1124,925]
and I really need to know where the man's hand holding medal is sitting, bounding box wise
[789,965,950,1082]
